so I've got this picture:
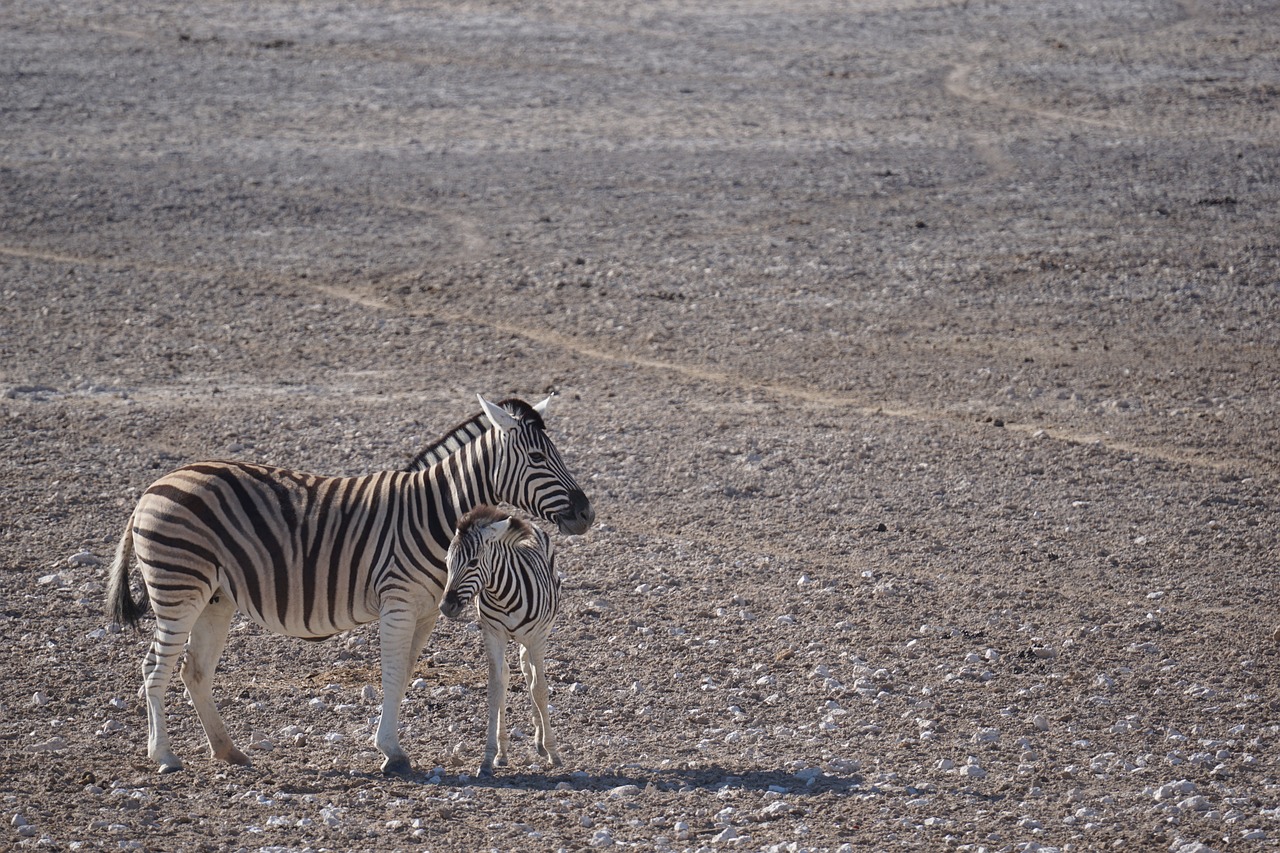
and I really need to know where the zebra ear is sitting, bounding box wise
[532,395,553,416]
[477,394,519,433]
[490,518,512,538]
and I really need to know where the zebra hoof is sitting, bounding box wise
[477,765,494,778]
[381,755,413,776]
[158,762,184,774]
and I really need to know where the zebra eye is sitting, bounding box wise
[528,450,547,465]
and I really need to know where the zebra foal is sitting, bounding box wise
[441,506,563,776]
[106,395,593,775]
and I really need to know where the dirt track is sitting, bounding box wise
[3,1,1280,850]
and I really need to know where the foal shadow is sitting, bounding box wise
[383,762,865,796]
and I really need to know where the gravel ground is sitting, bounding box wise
[2,0,1279,851]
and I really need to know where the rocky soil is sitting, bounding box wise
[2,0,1279,850]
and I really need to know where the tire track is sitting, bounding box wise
[3,244,1267,478]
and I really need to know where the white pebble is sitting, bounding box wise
[28,737,67,752]
[37,573,64,586]
[1032,714,1050,732]
[308,698,328,712]
[960,764,987,779]
[759,801,792,820]
[31,692,48,707]
[608,784,641,798]
[361,685,378,704]
[713,826,739,842]
[1154,779,1198,801]
[69,551,102,567]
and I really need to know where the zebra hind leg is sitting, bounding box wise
[521,641,562,767]
[181,591,250,766]
[142,607,205,773]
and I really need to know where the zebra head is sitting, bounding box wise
[441,506,510,620]
[477,394,595,536]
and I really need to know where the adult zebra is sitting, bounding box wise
[106,395,593,775]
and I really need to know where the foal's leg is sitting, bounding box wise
[180,591,249,766]
[479,629,508,777]
[521,638,561,766]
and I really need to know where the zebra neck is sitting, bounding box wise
[413,443,498,530]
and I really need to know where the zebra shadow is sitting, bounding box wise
[400,764,864,795]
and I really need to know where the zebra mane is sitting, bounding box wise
[404,398,545,473]
[454,504,535,541]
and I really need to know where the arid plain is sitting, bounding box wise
[2,0,1279,850]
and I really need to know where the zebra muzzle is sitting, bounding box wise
[556,490,595,536]
[440,592,466,620]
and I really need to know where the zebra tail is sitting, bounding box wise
[106,512,149,629]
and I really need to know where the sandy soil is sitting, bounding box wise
[2,0,1279,850]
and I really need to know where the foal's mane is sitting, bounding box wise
[404,398,545,472]
[455,505,535,540]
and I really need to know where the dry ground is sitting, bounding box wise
[2,0,1279,851]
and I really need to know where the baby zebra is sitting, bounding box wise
[441,506,563,776]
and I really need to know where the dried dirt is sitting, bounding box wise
[2,1,1279,851]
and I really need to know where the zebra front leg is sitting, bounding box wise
[399,610,440,700]
[142,609,203,773]
[181,591,249,766]
[521,640,562,767]
[479,630,508,777]
[374,603,418,775]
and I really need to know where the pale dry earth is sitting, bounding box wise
[2,1,1280,851]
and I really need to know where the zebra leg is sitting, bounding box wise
[399,610,440,699]
[522,639,561,767]
[142,606,204,773]
[479,630,507,777]
[180,591,249,766]
[374,604,418,775]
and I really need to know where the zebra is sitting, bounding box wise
[106,394,593,775]
[441,505,562,776]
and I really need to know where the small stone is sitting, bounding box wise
[608,784,641,798]
[712,826,738,842]
[28,736,67,752]
[361,685,378,704]
[31,692,48,707]
[69,551,102,568]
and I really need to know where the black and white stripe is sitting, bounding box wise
[106,395,592,775]
[441,505,562,776]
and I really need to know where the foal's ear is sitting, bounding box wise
[488,518,512,538]
[478,394,520,432]
[532,394,553,416]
